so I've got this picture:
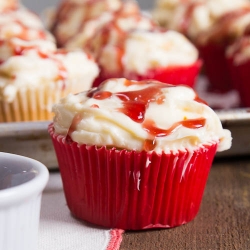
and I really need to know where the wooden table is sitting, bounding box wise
[120,156,250,250]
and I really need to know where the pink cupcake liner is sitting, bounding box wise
[49,124,218,230]
[198,44,233,93]
[92,60,202,88]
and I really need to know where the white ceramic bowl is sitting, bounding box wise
[0,152,49,250]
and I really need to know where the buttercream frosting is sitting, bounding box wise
[52,78,232,153]
[0,49,99,103]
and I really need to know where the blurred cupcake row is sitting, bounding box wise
[153,0,250,107]
[1,0,250,123]
[50,0,201,88]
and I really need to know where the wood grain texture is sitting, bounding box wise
[120,157,250,250]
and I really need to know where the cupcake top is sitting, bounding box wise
[0,7,55,41]
[98,29,199,77]
[0,37,56,63]
[65,11,114,49]
[65,0,152,50]
[85,1,155,57]
[51,0,122,47]
[0,49,99,103]
[153,0,250,42]
[52,78,231,153]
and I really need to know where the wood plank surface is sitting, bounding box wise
[120,157,250,250]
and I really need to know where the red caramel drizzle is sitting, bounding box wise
[86,80,207,150]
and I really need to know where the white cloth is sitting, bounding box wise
[38,172,122,250]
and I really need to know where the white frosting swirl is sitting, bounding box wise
[0,7,55,41]
[52,78,232,153]
[0,37,56,63]
[99,30,199,76]
[0,49,99,102]
[123,30,198,75]
[51,0,122,47]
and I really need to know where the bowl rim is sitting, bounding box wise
[0,152,49,207]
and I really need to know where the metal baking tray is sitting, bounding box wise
[0,108,250,169]
[0,121,58,170]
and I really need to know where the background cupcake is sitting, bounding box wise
[0,46,99,122]
[53,0,201,88]
[0,1,100,122]
[49,78,231,230]
[226,29,250,107]
[50,0,122,48]
[153,0,250,93]
[91,29,201,88]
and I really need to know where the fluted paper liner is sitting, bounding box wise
[49,124,218,230]
[227,57,250,107]
[93,60,202,88]
[0,81,85,122]
[198,44,233,93]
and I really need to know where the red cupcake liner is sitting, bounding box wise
[49,124,218,230]
[198,44,233,93]
[227,57,250,107]
[92,60,202,88]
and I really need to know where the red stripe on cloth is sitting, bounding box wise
[107,229,124,250]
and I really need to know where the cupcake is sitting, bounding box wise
[48,78,231,230]
[65,0,151,50]
[0,44,99,122]
[226,32,250,107]
[153,0,250,92]
[92,29,202,88]
[0,3,100,122]
[196,5,250,93]
[50,0,122,48]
